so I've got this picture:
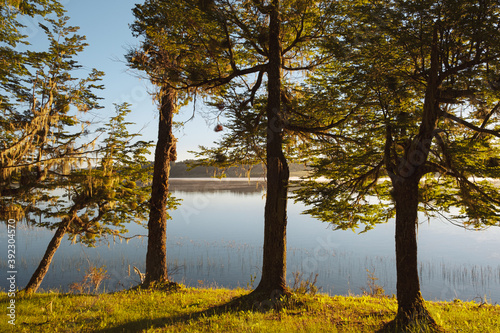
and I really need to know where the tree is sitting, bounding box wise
[131,0,332,296]
[294,0,500,329]
[1,13,104,220]
[0,0,64,144]
[127,43,181,287]
[0,0,63,101]
[128,1,202,287]
[23,103,154,294]
[0,9,154,294]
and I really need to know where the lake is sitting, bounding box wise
[1,178,499,303]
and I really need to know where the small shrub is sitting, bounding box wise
[290,271,320,296]
[247,273,257,290]
[360,268,386,298]
[69,264,109,294]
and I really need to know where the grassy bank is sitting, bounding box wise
[1,287,499,332]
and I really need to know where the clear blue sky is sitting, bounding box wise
[39,0,223,161]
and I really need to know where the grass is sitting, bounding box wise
[1,287,499,332]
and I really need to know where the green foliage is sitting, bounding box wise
[0,0,62,17]
[0,12,104,220]
[0,0,64,108]
[42,103,159,247]
[129,0,341,182]
[129,0,331,85]
[0,0,165,245]
[192,93,268,173]
[154,0,335,173]
[128,0,228,93]
[294,0,500,231]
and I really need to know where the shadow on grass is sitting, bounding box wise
[93,290,294,333]
[375,319,447,333]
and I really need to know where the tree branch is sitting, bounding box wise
[222,20,238,72]
[282,10,306,54]
[244,69,264,107]
[222,3,268,57]
[419,160,450,176]
[441,110,500,138]
[185,63,268,90]
[440,53,499,81]
[471,102,500,142]
[384,125,396,175]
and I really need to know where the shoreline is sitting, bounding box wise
[169,177,266,193]
[168,177,307,192]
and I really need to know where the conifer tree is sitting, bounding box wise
[1,13,103,219]
[294,0,500,329]
[128,1,203,287]
[0,7,155,294]
[23,103,154,294]
[0,0,63,127]
[130,0,333,296]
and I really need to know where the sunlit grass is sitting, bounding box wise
[1,287,499,332]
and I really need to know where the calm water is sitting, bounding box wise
[1,179,499,303]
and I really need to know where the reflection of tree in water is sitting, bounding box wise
[169,179,266,194]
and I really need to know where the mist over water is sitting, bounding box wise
[1,179,499,304]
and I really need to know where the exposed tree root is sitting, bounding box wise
[377,307,446,333]
[129,280,181,293]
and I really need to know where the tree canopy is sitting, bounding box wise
[1,11,104,220]
[296,0,500,231]
[3,0,500,330]
[293,0,500,327]
[131,0,336,294]
[0,5,157,293]
[23,103,156,294]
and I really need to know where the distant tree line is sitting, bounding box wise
[167,160,308,178]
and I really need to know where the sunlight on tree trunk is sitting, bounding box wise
[393,179,436,328]
[254,0,289,295]
[23,215,74,294]
[143,86,177,287]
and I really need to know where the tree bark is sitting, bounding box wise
[385,26,440,330]
[254,0,290,295]
[143,85,177,287]
[23,215,74,294]
[393,178,435,328]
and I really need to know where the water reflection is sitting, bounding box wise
[0,179,499,304]
[169,178,265,193]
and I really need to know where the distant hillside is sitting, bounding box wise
[167,160,310,178]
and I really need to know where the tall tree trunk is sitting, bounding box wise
[143,85,177,287]
[393,178,435,328]
[390,24,439,330]
[254,0,289,295]
[23,216,73,294]
[377,23,443,332]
